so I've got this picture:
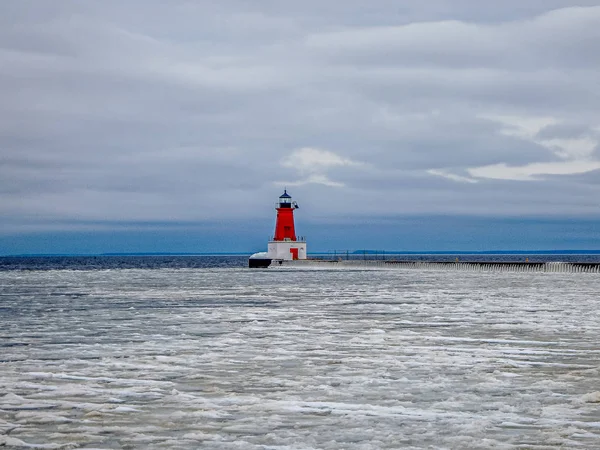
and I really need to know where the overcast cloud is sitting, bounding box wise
[1,0,600,245]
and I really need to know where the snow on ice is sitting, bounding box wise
[1,267,600,448]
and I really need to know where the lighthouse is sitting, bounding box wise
[249,190,307,268]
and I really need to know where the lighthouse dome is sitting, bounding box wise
[278,189,293,208]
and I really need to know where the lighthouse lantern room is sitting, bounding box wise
[249,190,307,267]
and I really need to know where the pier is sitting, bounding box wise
[279,259,600,273]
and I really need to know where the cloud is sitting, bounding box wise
[427,169,478,184]
[281,147,362,172]
[305,5,600,70]
[468,160,600,181]
[279,174,345,188]
[480,114,598,160]
[278,147,363,187]
[535,122,594,140]
[432,114,600,182]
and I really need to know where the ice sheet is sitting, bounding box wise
[1,268,600,448]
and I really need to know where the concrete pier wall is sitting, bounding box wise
[278,259,600,273]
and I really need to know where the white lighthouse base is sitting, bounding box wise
[267,241,307,260]
[249,241,307,268]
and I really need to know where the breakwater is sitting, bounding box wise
[280,259,600,273]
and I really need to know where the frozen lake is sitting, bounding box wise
[1,264,600,448]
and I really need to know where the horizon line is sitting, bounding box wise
[3,249,600,257]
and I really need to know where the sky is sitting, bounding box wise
[1,0,599,254]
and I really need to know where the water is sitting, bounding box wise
[2,254,600,272]
[0,255,248,271]
[1,257,600,448]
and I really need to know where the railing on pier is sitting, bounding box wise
[311,250,389,260]
[380,260,600,273]
[293,259,600,273]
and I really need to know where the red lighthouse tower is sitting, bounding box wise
[274,190,297,241]
[249,190,307,267]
